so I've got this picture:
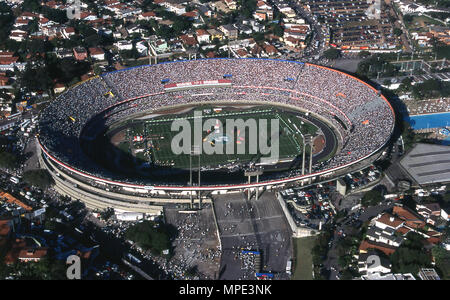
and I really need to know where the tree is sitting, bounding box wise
[22,169,54,189]
[237,0,257,19]
[0,3,14,47]
[390,232,432,275]
[398,77,413,92]
[42,7,68,24]
[393,28,403,36]
[22,0,40,12]
[356,54,399,78]
[172,17,193,35]
[19,60,53,92]
[400,195,417,212]
[93,64,103,75]
[401,121,418,151]
[46,57,90,84]
[432,246,450,279]
[403,14,413,23]
[411,79,450,100]
[125,221,177,256]
[0,151,18,169]
[271,23,284,37]
[323,48,341,60]
[9,257,67,280]
[27,18,40,33]
[338,254,352,268]
[432,42,450,60]
[156,25,175,39]
[361,189,383,207]
[311,229,332,265]
[358,51,371,58]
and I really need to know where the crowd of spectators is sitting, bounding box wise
[38,58,395,188]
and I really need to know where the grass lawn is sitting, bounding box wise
[405,15,444,31]
[146,105,307,169]
[292,236,317,280]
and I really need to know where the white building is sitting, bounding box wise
[441,207,450,222]
[115,40,133,51]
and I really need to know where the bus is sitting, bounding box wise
[286,260,292,275]
[10,176,20,184]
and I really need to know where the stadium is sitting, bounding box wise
[36,58,395,212]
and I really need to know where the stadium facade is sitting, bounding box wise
[36,58,395,212]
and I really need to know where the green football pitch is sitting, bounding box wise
[118,106,318,170]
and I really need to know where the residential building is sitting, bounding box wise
[224,0,237,10]
[418,268,441,280]
[359,240,397,256]
[196,29,210,44]
[89,47,105,60]
[374,213,404,230]
[417,203,441,225]
[393,206,426,229]
[366,226,404,247]
[139,11,161,21]
[360,273,416,280]
[73,47,88,61]
[180,34,198,47]
[219,24,238,40]
[18,248,48,263]
[115,40,133,51]
[207,29,224,41]
[441,207,450,222]
[53,83,66,94]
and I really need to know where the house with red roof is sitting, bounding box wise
[374,213,404,230]
[139,11,160,21]
[62,27,76,39]
[18,248,48,263]
[73,47,88,61]
[393,205,426,229]
[89,47,105,61]
[180,34,198,47]
[359,240,397,256]
[196,29,210,44]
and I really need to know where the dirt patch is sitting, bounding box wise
[312,135,325,155]
[111,130,125,146]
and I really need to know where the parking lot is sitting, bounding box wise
[280,181,337,230]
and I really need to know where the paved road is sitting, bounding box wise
[289,0,326,60]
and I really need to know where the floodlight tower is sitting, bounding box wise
[189,149,193,209]
[193,145,201,209]
[303,134,313,185]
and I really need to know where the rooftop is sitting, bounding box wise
[399,143,450,185]
[376,213,404,228]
